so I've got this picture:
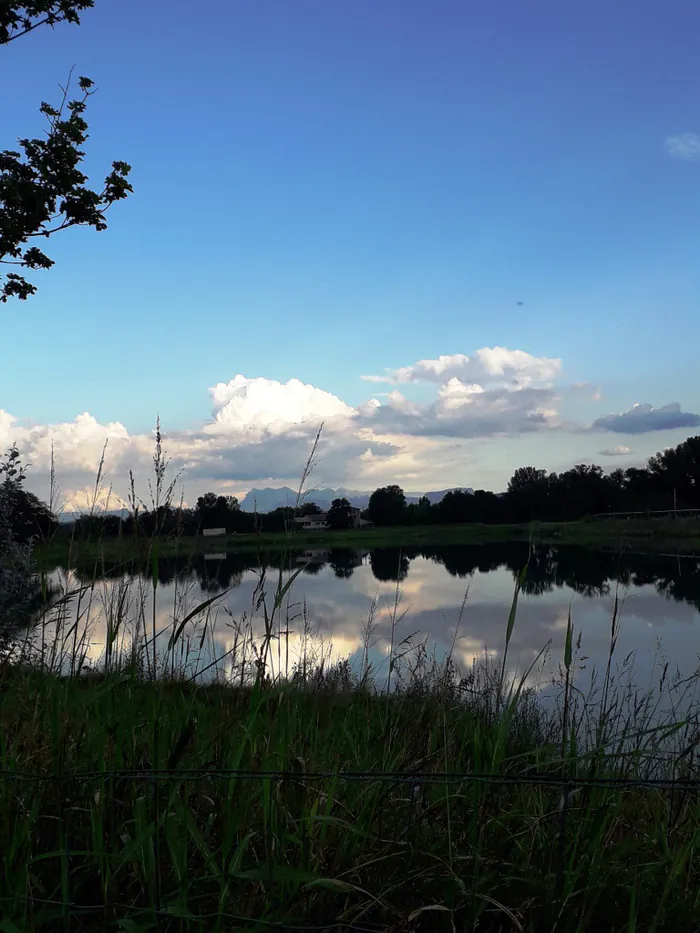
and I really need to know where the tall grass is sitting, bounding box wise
[4,440,700,930]
[4,549,700,931]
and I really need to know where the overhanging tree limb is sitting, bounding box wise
[0,1,94,45]
[0,71,132,301]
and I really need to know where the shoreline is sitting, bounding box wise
[36,517,700,565]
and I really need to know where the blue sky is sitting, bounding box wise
[2,0,699,505]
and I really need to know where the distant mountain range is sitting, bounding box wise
[238,487,473,513]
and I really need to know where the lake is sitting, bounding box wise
[19,542,700,697]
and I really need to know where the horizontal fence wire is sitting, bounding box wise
[1,767,700,790]
[4,767,698,929]
[0,898,388,931]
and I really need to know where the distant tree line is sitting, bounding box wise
[365,435,700,527]
[5,434,700,546]
[60,492,360,541]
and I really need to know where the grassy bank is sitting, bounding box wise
[5,546,700,932]
[37,522,531,565]
[533,516,700,550]
[37,516,700,566]
[2,656,700,932]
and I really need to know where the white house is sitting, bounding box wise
[293,507,372,531]
[293,513,330,530]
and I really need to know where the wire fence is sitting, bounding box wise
[0,900,394,933]
[2,767,700,790]
[4,767,699,930]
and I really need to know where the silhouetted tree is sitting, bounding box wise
[300,501,323,516]
[369,548,409,582]
[472,490,506,523]
[195,492,246,533]
[0,446,56,542]
[74,512,125,540]
[434,489,478,524]
[262,507,295,534]
[621,467,653,512]
[367,485,406,526]
[1,6,132,301]
[0,445,53,627]
[647,435,700,508]
[506,467,552,522]
[551,464,619,520]
[327,497,353,530]
[405,495,433,526]
[328,548,358,578]
[1,2,94,44]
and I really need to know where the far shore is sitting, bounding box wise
[36,516,700,565]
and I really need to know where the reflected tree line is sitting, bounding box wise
[63,543,700,612]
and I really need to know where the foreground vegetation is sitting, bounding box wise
[3,555,700,932]
[0,668,687,932]
[3,659,700,931]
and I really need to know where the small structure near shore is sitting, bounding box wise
[294,507,372,531]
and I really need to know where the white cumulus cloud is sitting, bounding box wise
[437,379,485,411]
[361,381,560,438]
[362,347,561,387]
[0,410,132,473]
[207,375,353,435]
[5,346,662,507]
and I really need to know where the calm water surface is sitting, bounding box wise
[28,543,700,688]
